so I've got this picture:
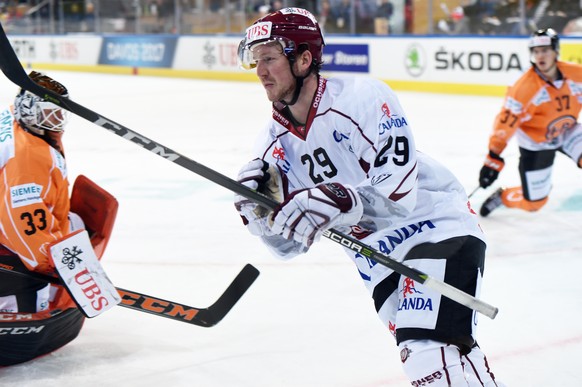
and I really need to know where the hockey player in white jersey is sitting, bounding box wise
[234,8,504,386]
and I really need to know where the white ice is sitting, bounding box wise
[0,71,580,387]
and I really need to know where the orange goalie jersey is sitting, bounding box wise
[0,107,70,274]
[488,61,582,156]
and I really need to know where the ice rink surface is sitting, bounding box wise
[0,71,580,387]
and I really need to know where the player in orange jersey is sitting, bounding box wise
[0,71,73,313]
[478,28,582,216]
[0,72,119,365]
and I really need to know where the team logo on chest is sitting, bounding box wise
[333,130,349,142]
[272,146,291,173]
[546,115,576,142]
[272,146,286,160]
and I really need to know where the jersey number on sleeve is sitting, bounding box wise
[20,209,47,235]
[374,136,409,167]
[499,109,518,127]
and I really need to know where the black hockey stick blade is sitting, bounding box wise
[117,264,259,327]
[0,262,259,327]
[0,23,498,319]
[189,264,260,327]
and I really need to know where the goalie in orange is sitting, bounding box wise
[0,72,118,366]
[478,28,582,216]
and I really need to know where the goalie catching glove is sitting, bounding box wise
[234,158,288,237]
[271,183,363,249]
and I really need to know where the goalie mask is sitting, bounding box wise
[238,7,325,71]
[14,71,70,135]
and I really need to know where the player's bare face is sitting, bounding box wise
[531,46,558,78]
[254,44,296,102]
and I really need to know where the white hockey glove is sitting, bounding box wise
[234,159,286,237]
[271,183,363,249]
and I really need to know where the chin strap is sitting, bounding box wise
[279,58,313,107]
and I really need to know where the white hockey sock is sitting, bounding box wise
[399,339,505,387]
[400,339,470,386]
[463,343,506,387]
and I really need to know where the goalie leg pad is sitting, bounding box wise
[0,251,51,313]
[50,230,120,318]
[70,175,118,259]
[0,308,84,366]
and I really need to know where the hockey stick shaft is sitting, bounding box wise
[468,186,480,199]
[0,23,497,320]
[0,261,259,327]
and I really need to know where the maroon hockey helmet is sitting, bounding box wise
[238,7,325,70]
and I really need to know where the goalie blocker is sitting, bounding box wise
[0,175,118,366]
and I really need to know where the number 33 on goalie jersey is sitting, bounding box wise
[0,107,71,274]
[252,76,481,245]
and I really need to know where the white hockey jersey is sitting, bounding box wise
[251,76,485,294]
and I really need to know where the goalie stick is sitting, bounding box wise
[0,261,259,327]
[0,23,498,320]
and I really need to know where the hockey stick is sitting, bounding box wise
[0,23,498,320]
[0,261,259,327]
[468,186,480,199]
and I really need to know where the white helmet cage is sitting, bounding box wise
[13,71,70,134]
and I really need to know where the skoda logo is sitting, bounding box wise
[404,43,426,77]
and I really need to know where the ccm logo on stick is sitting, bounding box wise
[119,290,200,321]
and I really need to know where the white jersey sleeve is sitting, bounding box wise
[346,79,420,223]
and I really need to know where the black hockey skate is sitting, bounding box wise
[480,188,504,217]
